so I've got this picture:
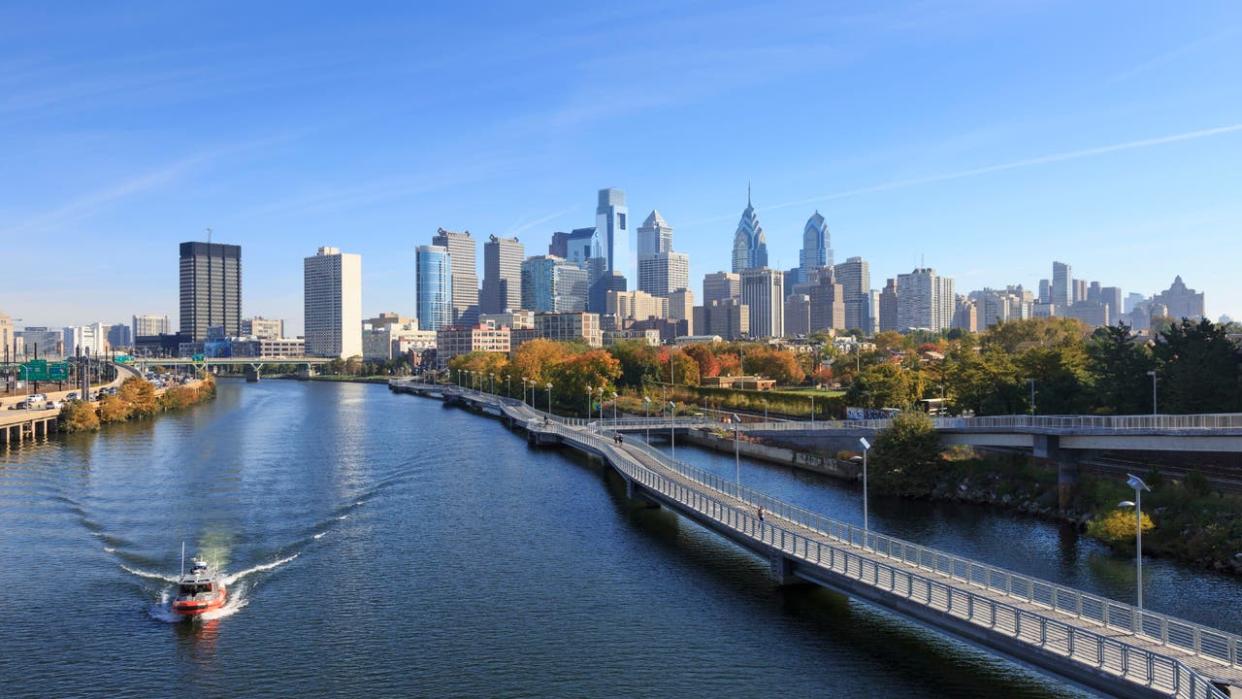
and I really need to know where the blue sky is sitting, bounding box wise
[3,1,1241,333]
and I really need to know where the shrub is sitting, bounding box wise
[60,400,100,433]
[1086,509,1154,546]
[98,395,131,423]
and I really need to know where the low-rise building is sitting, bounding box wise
[436,325,511,367]
[603,329,661,347]
[479,310,535,329]
[701,375,776,391]
[534,311,602,348]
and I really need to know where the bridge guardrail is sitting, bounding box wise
[558,424,1229,699]
[410,383,1235,697]
[616,435,1242,673]
[736,413,1242,434]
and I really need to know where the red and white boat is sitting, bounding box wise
[172,546,227,617]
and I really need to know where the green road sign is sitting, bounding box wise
[48,363,69,381]
[19,359,49,382]
[192,354,206,362]
[115,354,132,364]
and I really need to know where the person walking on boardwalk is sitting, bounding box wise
[758,506,764,522]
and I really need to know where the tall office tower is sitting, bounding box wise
[1086,281,1102,303]
[179,241,241,341]
[703,271,741,305]
[106,324,132,350]
[1151,276,1206,320]
[807,271,846,333]
[897,268,955,331]
[303,246,362,359]
[1124,292,1146,314]
[481,235,525,314]
[1073,279,1088,304]
[798,211,832,283]
[739,268,783,338]
[866,289,881,335]
[549,227,598,266]
[879,279,899,332]
[588,269,626,314]
[521,255,590,312]
[596,188,630,280]
[431,228,479,326]
[833,256,871,331]
[971,289,1010,329]
[1100,286,1123,324]
[637,210,672,257]
[132,314,171,338]
[667,288,695,335]
[416,245,453,331]
[1051,261,1072,308]
[731,186,768,272]
[1039,279,1051,304]
[637,251,689,298]
[241,317,284,339]
[785,294,812,337]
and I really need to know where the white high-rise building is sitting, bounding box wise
[731,186,768,272]
[1051,261,1072,309]
[303,246,362,358]
[740,268,783,338]
[896,268,955,332]
[637,251,689,298]
[432,228,479,326]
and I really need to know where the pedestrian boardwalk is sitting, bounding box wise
[394,380,1242,698]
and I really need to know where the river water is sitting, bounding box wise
[1,379,1238,698]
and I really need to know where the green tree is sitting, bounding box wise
[606,340,660,388]
[1153,318,1242,413]
[1087,324,1154,414]
[550,349,622,413]
[871,410,942,491]
[846,361,918,409]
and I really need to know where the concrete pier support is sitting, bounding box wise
[1034,434,1079,511]
[769,552,798,585]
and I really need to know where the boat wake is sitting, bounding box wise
[222,553,299,586]
[128,553,299,623]
[122,566,180,584]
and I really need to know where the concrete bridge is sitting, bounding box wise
[128,356,334,380]
[391,379,1241,698]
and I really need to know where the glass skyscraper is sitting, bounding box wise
[416,244,453,331]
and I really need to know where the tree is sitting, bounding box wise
[550,349,622,412]
[60,400,100,432]
[682,344,720,380]
[657,347,700,386]
[742,346,804,385]
[607,340,660,388]
[510,339,573,389]
[846,361,918,409]
[1086,509,1154,546]
[118,377,158,417]
[1087,324,1154,414]
[716,352,741,377]
[872,331,908,354]
[98,395,130,423]
[1153,318,1242,413]
[1018,343,1091,415]
[871,410,942,491]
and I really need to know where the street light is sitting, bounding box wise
[859,437,871,532]
[599,386,606,423]
[489,372,495,395]
[585,386,593,419]
[1147,370,1158,416]
[668,401,677,458]
[643,396,652,443]
[810,394,815,428]
[611,392,618,422]
[1119,473,1152,610]
[545,382,552,414]
[732,413,742,485]
[523,376,531,404]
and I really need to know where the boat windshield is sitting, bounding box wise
[179,583,214,595]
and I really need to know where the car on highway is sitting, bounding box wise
[66,392,79,400]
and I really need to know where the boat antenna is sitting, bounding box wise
[180,541,185,578]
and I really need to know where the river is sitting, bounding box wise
[1,379,1237,698]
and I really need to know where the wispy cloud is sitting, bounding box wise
[683,121,1242,226]
[509,207,575,237]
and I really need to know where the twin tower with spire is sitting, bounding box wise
[732,184,832,284]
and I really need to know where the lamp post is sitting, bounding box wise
[1147,370,1158,416]
[644,396,651,443]
[859,437,871,532]
[810,394,815,428]
[732,413,742,485]
[489,372,495,395]
[668,401,677,458]
[585,386,593,420]
[1027,378,1036,416]
[545,382,552,415]
[1119,473,1152,610]
[599,386,606,423]
[611,392,618,422]
[524,376,531,404]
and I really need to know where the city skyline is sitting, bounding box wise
[3,3,1242,330]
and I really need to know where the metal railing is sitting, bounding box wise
[735,412,1242,434]
[396,382,1239,697]
[547,422,1231,699]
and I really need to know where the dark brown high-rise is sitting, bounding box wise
[179,241,241,341]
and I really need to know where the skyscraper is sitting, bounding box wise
[304,246,362,358]
[833,256,870,331]
[549,227,597,266]
[432,228,479,326]
[637,251,689,298]
[481,235,524,314]
[798,211,832,282]
[596,188,630,281]
[879,279,899,332]
[739,267,783,338]
[1151,276,1205,320]
[702,271,740,305]
[1100,286,1123,323]
[179,241,241,341]
[1051,261,1072,308]
[636,210,672,257]
[132,314,171,338]
[521,255,589,312]
[416,245,453,331]
[731,186,768,273]
[896,268,955,331]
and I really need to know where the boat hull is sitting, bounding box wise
[171,584,227,616]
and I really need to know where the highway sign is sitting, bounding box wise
[48,363,69,381]
[19,360,48,382]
